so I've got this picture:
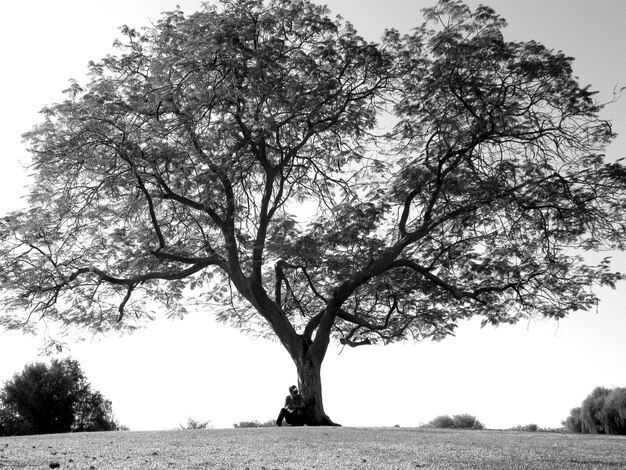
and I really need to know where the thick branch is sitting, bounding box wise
[133,169,166,250]
[252,170,276,283]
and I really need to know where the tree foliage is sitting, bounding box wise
[562,406,583,434]
[427,413,484,430]
[1,0,625,423]
[0,358,117,436]
[564,387,626,435]
[427,414,454,429]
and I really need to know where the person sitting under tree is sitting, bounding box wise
[276,385,305,426]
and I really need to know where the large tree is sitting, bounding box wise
[1,0,625,425]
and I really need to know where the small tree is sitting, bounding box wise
[0,358,116,436]
[1,0,625,425]
[564,387,626,435]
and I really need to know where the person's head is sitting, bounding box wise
[289,385,298,395]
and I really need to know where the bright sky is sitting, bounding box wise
[1,0,625,431]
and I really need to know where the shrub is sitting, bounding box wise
[428,415,455,429]
[180,417,212,430]
[427,414,484,430]
[452,414,484,430]
[233,419,275,428]
[510,424,539,432]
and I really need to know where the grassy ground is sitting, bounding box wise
[1,427,625,469]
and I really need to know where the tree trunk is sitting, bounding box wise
[293,351,340,426]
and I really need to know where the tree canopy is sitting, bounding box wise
[1,0,625,424]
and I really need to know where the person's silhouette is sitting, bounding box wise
[275,385,305,426]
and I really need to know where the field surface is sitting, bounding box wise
[1,427,625,469]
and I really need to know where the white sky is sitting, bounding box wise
[0,0,625,431]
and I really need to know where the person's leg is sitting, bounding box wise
[284,411,305,426]
[276,408,287,426]
[282,410,294,426]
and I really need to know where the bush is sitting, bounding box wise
[180,417,213,430]
[428,415,454,429]
[233,419,275,428]
[510,424,539,432]
[0,358,117,436]
[427,414,484,430]
[563,387,626,435]
[452,414,484,430]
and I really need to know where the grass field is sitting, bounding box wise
[1,427,625,469]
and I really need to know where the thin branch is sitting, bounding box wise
[117,283,135,322]
[389,259,536,300]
